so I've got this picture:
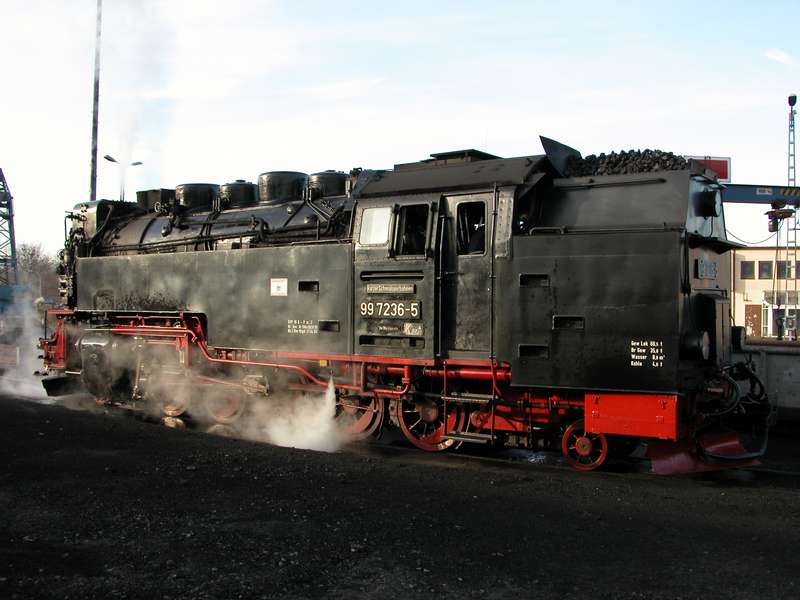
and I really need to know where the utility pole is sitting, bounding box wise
[89,0,103,203]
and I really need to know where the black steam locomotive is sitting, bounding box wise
[41,137,770,471]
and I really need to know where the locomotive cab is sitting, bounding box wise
[352,196,438,360]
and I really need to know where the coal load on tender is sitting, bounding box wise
[565,149,689,177]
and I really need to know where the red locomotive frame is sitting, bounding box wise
[42,310,689,471]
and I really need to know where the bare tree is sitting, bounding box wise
[16,243,59,300]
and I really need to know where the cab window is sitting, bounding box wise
[456,201,486,255]
[359,207,392,245]
[396,204,429,256]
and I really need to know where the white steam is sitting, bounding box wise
[0,293,48,401]
[235,380,343,453]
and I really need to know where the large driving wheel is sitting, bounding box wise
[561,419,609,471]
[336,395,384,439]
[394,395,466,452]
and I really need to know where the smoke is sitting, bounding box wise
[0,291,49,401]
[234,380,344,453]
[98,0,173,199]
[139,365,346,453]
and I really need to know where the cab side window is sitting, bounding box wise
[456,201,486,255]
[359,207,392,245]
[396,204,429,256]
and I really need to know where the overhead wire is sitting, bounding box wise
[725,229,777,246]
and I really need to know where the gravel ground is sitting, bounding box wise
[1,394,799,600]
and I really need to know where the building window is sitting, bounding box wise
[777,261,791,279]
[772,309,799,336]
[758,261,773,279]
[456,201,486,255]
[796,261,800,279]
[359,207,392,245]
[395,204,429,256]
[740,260,755,279]
[764,290,799,305]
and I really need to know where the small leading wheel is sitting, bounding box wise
[561,420,609,471]
[153,378,191,418]
[162,396,189,418]
[394,395,466,452]
[204,390,248,425]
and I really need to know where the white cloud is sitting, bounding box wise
[2,1,800,253]
[282,77,389,102]
[765,48,795,66]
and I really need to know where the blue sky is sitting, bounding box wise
[1,0,799,252]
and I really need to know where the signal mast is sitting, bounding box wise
[769,95,799,339]
[783,95,798,339]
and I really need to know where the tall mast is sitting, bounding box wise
[89,0,103,203]
[784,94,797,339]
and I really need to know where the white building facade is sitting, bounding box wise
[730,247,799,339]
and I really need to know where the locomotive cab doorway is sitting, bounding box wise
[441,194,492,358]
[352,197,439,359]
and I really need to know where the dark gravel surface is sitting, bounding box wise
[1,395,800,600]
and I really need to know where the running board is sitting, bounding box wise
[444,432,494,444]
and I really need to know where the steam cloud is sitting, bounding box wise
[0,293,49,401]
[147,373,347,453]
[218,379,345,453]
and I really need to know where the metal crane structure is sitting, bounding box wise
[0,169,18,286]
[721,94,800,339]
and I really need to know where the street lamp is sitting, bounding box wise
[104,154,142,202]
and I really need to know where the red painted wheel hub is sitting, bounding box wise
[419,401,439,423]
[574,436,594,457]
[561,419,609,471]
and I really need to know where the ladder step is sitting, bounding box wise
[444,432,494,443]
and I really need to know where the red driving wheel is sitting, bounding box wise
[394,395,465,452]
[561,419,609,471]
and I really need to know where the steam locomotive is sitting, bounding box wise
[40,137,770,471]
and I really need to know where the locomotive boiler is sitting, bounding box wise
[40,137,770,471]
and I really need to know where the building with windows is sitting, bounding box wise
[730,247,799,338]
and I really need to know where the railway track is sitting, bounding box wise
[346,431,800,490]
[15,389,800,490]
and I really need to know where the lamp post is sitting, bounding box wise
[104,155,142,202]
[90,0,103,202]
